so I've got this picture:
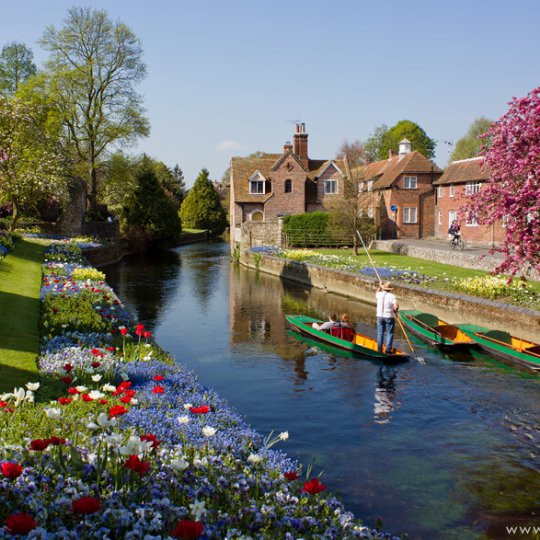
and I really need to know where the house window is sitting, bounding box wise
[367,208,374,218]
[403,207,417,224]
[437,186,443,198]
[324,179,338,194]
[403,176,417,189]
[438,210,442,225]
[466,215,478,226]
[358,182,364,193]
[449,184,455,197]
[250,180,265,194]
[465,181,481,195]
[284,179,292,193]
[367,180,373,192]
[448,210,458,227]
[501,215,508,228]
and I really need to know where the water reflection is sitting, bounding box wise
[374,366,399,424]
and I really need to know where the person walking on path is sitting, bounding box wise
[376,281,399,353]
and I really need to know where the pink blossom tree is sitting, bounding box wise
[463,86,540,277]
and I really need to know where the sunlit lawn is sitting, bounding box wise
[0,239,44,391]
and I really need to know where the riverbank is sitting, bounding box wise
[240,250,540,344]
[0,239,394,538]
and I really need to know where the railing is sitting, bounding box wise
[283,230,375,248]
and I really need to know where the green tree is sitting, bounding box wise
[0,42,37,97]
[0,97,67,228]
[38,7,149,214]
[123,160,181,246]
[377,120,436,160]
[180,169,228,236]
[160,164,186,209]
[363,124,388,162]
[450,117,493,162]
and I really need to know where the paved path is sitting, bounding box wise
[389,238,504,259]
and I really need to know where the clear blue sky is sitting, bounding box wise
[2,0,540,186]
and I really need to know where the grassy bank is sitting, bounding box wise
[0,239,44,391]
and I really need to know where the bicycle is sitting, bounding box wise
[449,235,464,251]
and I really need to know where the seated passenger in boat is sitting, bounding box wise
[312,313,339,332]
[336,313,356,342]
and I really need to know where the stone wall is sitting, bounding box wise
[239,219,284,252]
[240,250,540,343]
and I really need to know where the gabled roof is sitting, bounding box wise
[271,150,307,172]
[433,157,491,185]
[355,151,442,189]
[231,154,280,203]
[307,159,345,180]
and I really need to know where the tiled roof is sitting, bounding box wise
[352,151,442,189]
[230,154,281,203]
[231,154,343,203]
[433,157,491,185]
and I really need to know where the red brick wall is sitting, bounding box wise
[264,158,306,218]
[379,172,439,239]
[435,183,506,244]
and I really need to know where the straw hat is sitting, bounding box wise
[381,281,393,291]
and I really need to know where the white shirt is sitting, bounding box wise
[376,291,397,318]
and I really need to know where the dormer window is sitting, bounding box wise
[367,180,373,192]
[285,179,292,193]
[358,182,365,193]
[249,171,266,195]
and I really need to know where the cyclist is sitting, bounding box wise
[448,220,461,245]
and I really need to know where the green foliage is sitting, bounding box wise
[283,212,333,245]
[377,120,436,160]
[38,6,149,211]
[41,292,108,337]
[450,117,493,162]
[0,41,36,97]
[180,168,227,236]
[363,124,388,162]
[123,162,182,246]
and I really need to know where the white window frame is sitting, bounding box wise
[403,176,417,189]
[449,184,455,197]
[367,180,373,192]
[449,210,458,227]
[438,210,442,225]
[250,180,265,194]
[437,186,443,198]
[403,207,417,224]
[465,181,481,195]
[358,182,364,193]
[466,215,478,227]
[324,179,338,194]
[367,207,374,218]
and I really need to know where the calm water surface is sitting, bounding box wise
[104,241,540,540]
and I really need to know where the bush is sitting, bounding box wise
[123,164,182,247]
[283,212,331,246]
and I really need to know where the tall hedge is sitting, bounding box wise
[180,169,227,236]
[123,164,182,247]
[283,212,331,245]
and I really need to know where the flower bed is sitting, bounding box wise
[0,240,399,539]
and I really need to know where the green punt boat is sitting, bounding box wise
[457,324,540,371]
[286,315,409,362]
[398,310,476,351]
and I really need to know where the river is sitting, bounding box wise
[103,241,540,540]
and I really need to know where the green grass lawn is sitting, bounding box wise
[0,239,44,392]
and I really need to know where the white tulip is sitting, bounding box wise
[91,374,102,382]
[88,390,105,400]
[75,386,88,393]
[177,415,190,425]
[102,384,116,393]
[170,459,189,472]
[183,403,193,410]
[44,407,62,419]
[26,382,40,391]
[248,453,263,464]
[279,431,289,441]
[202,426,216,438]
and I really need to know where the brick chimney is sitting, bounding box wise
[388,149,396,160]
[283,141,293,153]
[293,123,308,166]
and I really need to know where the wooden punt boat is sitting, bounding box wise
[457,324,540,371]
[398,310,476,350]
[286,315,409,362]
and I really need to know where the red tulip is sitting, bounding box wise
[171,520,204,539]
[29,439,50,452]
[5,513,37,535]
[108,405,128,418]
[91,361,102,368]
[49,436,66,446]
[124,455,150,476]
[135,324,145,337]
[190,405,210,414]
[72,496,101,515]
[60,376,73,384]
[1,461,23,479]
[106,346,116,352]
[302,477,327,494]
[153,375,164,381]
[82,394,93,402]
[68,387,80,395]
[143,331,152,339]
[63,363,74,372]
[284,471,299,481]
[152,385,164,394]
[58,397,73,405]
[140,433,161,449]
[119,327,128,336]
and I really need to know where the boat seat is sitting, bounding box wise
[340,326,356,342]
[483,330,512,344]
[414,313,439,328]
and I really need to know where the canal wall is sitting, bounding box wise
[240,251,540,343]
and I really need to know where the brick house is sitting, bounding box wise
[432,157,503,244]
[229,124,345,241]
[357,139,443,239]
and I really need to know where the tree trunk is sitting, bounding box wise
[9,201,19,231]
[88,144,98,214]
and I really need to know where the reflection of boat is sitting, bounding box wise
[398,310,476,350]
[457,324,540,371]
[286,315,408,362]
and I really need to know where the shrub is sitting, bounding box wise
[71,267,106,281]
[283,212,331,246]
